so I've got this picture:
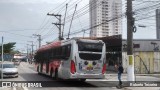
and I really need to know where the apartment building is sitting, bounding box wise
[156,9,160,39]
[90,0,122,37]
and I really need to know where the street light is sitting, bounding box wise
[138,25,147,28]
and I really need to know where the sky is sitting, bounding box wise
[0,0,158,53]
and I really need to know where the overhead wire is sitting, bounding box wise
[64,0,98,23]
[34,0,73,36]
[1,31,31,38]
[48,0,70,13]
[30,0,160,42]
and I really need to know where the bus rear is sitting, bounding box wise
[70,39,106,80]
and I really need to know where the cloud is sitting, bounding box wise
[0,0,59,4]
[0,2,56,49]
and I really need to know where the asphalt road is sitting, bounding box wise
[1,62,160,90]
[1,62,122,90]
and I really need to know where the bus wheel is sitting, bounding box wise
[54,69,58,80]
[37,66,40,74]
[50,69,53,77]
[80,79,86,82]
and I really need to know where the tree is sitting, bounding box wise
[11,50,21,54]
[0,42,16,54]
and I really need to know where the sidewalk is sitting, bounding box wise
[1,87,14,90]
[104,73,160,90]
[105,73,160,81]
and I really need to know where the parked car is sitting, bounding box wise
[0,62,18,78]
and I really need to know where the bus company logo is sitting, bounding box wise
[2,82,12,88]
[79,63,82,70]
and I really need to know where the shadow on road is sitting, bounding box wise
[10,73,125,87]
[19,73,98,87]
[19,73,53,81]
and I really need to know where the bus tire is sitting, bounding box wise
[37,66,40,74]
[80,79,86,82]
[54,69,58,80]
[15,75,18,78]
[50,69,53,77]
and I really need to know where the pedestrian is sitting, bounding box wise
[115,62,124,87]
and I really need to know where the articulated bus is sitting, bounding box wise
[34,38,106,81]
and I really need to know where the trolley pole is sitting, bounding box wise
[67,4,77,39]
[127,0,135,81]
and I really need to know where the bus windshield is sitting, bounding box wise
[78,42,103,60]
[78,43,103,52]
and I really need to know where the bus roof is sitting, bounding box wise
[37,41,61,52]
[37,38,103,52]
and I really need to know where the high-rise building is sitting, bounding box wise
[89,0,122,37]
[156,9,160,39]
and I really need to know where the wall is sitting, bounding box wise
[122,52,160,74]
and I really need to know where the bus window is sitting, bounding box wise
[44,51,48,60]
[49,50,52,59]
[78,43,103,60]
[51,49,54,58]
[41,52,44,60]
[79,53,101,60]
[58,47,62,57]
[66,45,71,57]
[61,46,66,59]
[54,48,57,57]
[78,43,103,52]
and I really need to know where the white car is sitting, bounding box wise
[0,63,18,78]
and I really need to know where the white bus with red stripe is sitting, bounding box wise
[34,38,106,81]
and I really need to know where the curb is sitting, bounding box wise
[105,73,160,76]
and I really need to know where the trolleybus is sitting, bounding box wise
[34,38,106,81]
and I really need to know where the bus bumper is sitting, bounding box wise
[70,73,105,79]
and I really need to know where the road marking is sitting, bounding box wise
[13,87,16,90]
[22,87,28,90]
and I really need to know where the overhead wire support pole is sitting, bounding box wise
[31,41,34,57]
[126,0,135,81]
[1,36,4,80]
[28,41,34,59]
[27,44,29,62]
[67,4,77,39]
[38,35,41,48]
[62,4,68,39]
[33,34,42,48]
[47,13,63,40]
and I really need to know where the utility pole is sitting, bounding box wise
[47,13,63,40]
[26,44,29,62]
[1,36,4,80]
[127,0,135,81]
[28,41,34,59]
[33,34,42,48]
[31,41,34,57]
[83,29,85,38]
